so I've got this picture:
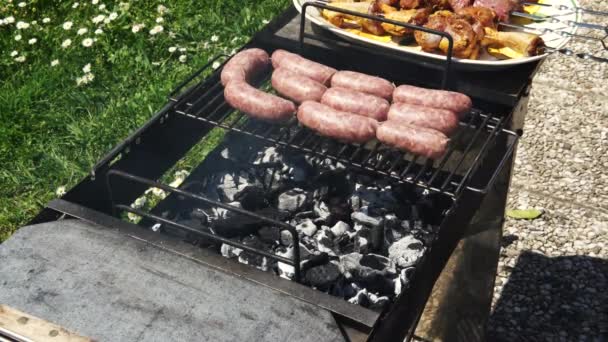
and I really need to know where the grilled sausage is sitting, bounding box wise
[377,121,448,159]
[221,48,270,86]
[387,102,459,135]
[330,70,395,100]
[271,68,327,103]
[297,101,378,143]
[271,49,337,85]
[392,85,472,117]
[321,87,390,121]
[224,81,296,121]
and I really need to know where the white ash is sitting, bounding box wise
[389,235,426,268]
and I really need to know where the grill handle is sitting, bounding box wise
[168,54,229,102]
[299,1,455,89]
[105,169,302,282]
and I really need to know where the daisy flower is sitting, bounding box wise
[156,17,164,23]
[82,38,94,47]
[63,21,73,30]
[92,15,105,24]
[262,19,270,24]
[10,50,18,57]
[31,20,37,25]
[61,38,72,48]
[83,63,91,73]
[16,21,30,29]
[15,56,26,62]
[108,12,118,20]
[77,28,88,35]
[132,196,147,209]
[211,35,219,42]
[168,46,177,52]
[55,186,66,197]
[98,4,105,10]
[76,72,94,86]
[131,23,144,33]
[149,25,163,35]
[179,55,187,63]
[0,19,5,26]
[42,18,50,23]
[179,47,186,52]
[212,61,220,69]
[94,28,103,35]
[91,0,98,4]
[5,16,15,24]
[15,34,22,41]
[18,2,26,7]
[72,2,79,8]
[51,59,59,66]
[28,38,37,44]
[157,4,167,14]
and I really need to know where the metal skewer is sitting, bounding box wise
[510,11,608,32]
[520,1,608,17]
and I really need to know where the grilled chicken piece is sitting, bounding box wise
[414,11,479,59]
[448,0,472,10]
[456,6,498,30]
[321,2,376,27]
[381,8,432,36]
[482,27,545,56]
[399,0,421,9]
[414,11,453,51]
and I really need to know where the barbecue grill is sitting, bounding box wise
[0,6,545,342]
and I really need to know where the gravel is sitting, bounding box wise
[486,5,608,336]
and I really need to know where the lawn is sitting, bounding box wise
[0,0,290,241]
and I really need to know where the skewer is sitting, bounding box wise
[498,21,608,50]
[520,1,608,17]
[509,11,608,32]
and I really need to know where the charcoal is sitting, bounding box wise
[326,197,352,223]
[294,210,316,220]
[351,208,384,228]
[257,226,281,244]
[301,252,330,272]
[355,235,370,254]
[348,289,371,307]
[217,171,260,203]
[330,221,350,237]
[254,147,283,164]
[234,186,269,211]
[280,229,295,246]
[277,244,312,280]
[339,253,395,295]
[350,185,399,212]
[368,293,390,311]
[360,254,394,273]
[313,229,335,256]
[220,242,243,258]
[296,219,318,237]
[394,267,416,296]
[277,188,310,213]
[313,201,331,222]
[237,235,270,271]
[388,235,425,268]
[312,185,329,200]
[328,279,359,299]
[304,261,341,288]
[369,225,384,252]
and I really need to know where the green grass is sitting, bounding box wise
[0,0,289,241]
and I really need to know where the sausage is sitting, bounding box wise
[221,48,270,86]
[330,70,394,100]
[376,121,448,159]
[321,87,390,121]
[387,102,459,135]
[392,85,472,117]
[271,49,337,85]
[297,101,378,143]
[224,81,296,121]
[271,68,327,103]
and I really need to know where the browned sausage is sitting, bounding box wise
[297,101,378,143]
[224,81,296,121]
[330,70,395,100]
[221,48,270,86]
[387,102,459,135]
[321,87,390,121]
[271,68,327,104]
[377,121,448,159]
[271,49,337,85]
[392,85,472,116]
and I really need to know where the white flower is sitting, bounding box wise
[149,25,163,35]
[10,50,18,57]
[168,30,176,38]
[18,2,26,7]
[131,23,144,33]
[151,61,161,66]
[94,28,103,35]
[262,19,270,24]
[63,21,73,30]
[146,187,166,198]
[82,38,94,47]
[91,0,98,4]
[55,186,66,197]
[211,35,219,42]
[61,38,72,48]
[77,28,88,35]
[72,2,79,8]
[132,196,147,209]
[98,4,105,10]
[212,61,220,69]
[31,20,37,25]
[15,56,26,63]
[92,14,105,24]
[82,63,91,73]
[157,4,167,14]
[15,34,22,41]
[28,38,37,44]
[168,46,177,52]
[42,17,50,23]
[178,47,186,52]
[103,18,110,24]
[76,72,95,86]
[156,17,164,23]
[16,21,30,29]
[108,12,118,20]
[51,59,59,66]
[5,16,15,24]
[178,55,187,63]
[0,19,5,26]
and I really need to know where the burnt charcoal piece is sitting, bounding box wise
[277,188,310,213]
[388,235,426,268]
[238,235,270,271]
[330,221,350,237]
[369,225,384,252]
[360,254,394,272]
[296,218,318,237]
[327,197,352,224]
[368,293,390,311]
[280,229,295,246]
[313,169,354,198]
[348,289,371,308]
[300,252,331,273]
[234,186,269,211]
[216,170,261,203]
[220,242,243,258]
[313,201,331,222]
[350,185,399,212]
[328,278,359,299]
[394,267,416,296]
[339,253,396,295]
[212,207,288,238]
[351,208,384,228]
[304,262,341,288]
[257,226,281,244]
[276,244,312,279]
[313,229,335,255]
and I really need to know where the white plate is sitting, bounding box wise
[293,0,579,69]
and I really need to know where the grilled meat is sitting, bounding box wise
[482,28,545,56]
[456,6,498,30]
[473,0,520,21]
[381,8,432,36]
[448,0,472,10]
[414,10,453,51]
